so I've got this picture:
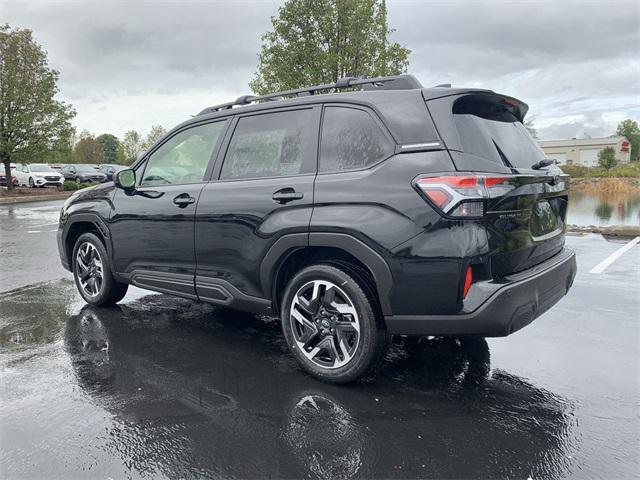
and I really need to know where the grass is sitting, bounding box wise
[560,162,640,178]
[62,180,101,191]
[571,177,638,193]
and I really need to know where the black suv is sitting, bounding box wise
[57,75,576,383]
[61,164,107,183]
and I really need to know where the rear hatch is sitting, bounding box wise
[428,92,569,277]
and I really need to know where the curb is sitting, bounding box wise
[0,192,72,205]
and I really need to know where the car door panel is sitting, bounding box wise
[195,175,315,298]
[195,106,320,307]
[109,184,205,278]
[108,120,228,297]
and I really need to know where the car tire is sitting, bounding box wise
[28,177,34,188]
[281,263,390,384]
[75,177,82,185]
[72,232,128,306]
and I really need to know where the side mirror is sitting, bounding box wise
[113,169,136,190]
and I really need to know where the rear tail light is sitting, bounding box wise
[414,175,515,218]
[462,266,473,299]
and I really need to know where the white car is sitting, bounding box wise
[15,163,65,188]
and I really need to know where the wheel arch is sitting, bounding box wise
[64,215,112,267]
[262,233,393,316]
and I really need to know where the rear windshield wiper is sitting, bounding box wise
[531,158,556,170]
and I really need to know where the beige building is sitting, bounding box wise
[539,136,631,167]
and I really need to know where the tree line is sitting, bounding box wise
[65,125,167,166]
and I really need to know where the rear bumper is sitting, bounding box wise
[384,247,577,337]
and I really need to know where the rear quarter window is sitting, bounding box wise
[319,106,393,172]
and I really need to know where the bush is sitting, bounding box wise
[560,162,640,178]
[559,165,591,177]
[597,147,617,170]
[62,180,101,191]
[62,180,79,191]
[608,162,640,177]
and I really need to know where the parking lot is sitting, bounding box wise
[1,200,638,479]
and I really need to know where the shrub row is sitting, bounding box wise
[560,162,640,178]
[62,180,101,191]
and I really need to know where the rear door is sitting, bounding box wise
[427,92,569,276]
[194,106,320,307]
[109,120,228,297]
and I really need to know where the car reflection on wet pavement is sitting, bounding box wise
[0,280,585,479]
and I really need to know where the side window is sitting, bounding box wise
[220,109,315,180]
[319,106,393,172]
[140,121,226,187]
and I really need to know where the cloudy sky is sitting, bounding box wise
[3,0,639,140]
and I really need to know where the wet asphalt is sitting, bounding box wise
[0,200,639,479]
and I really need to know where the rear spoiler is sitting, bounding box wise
[452,92,529,123]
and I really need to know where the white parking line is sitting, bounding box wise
[590,236,640,274]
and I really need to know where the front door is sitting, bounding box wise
[109,120,228,298]
[195,107,320,308]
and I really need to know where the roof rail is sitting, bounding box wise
[197,74,423,116]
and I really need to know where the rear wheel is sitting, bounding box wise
[281,264,389,383]
[72,232,128,306]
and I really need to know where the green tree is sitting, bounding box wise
[615,119,639,162]
[97,133,120,164]
[72,131,104,164]
[44,126,75,165]
[250,0,410,94]
[142,125,166,150]
[118,130,142,164]
[597,146,617,170]
[0,24,75,190]
[525,120,538,139]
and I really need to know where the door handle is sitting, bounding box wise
[272,188,304,204]
[173,193,195,207]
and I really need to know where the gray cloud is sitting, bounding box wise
[3,0,639,139]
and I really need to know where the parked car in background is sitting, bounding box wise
[60,164,107,183]
[14,163,64,188]
[0,166,18,187]
[48,164,64,171]
[98,164,127,181]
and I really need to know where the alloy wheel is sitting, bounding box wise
[290,280,361,369]
[76,242,103,297]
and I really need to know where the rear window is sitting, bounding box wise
[453,95,544,170]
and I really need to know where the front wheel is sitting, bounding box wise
[281,264,389,383]
[72,232,128,306]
